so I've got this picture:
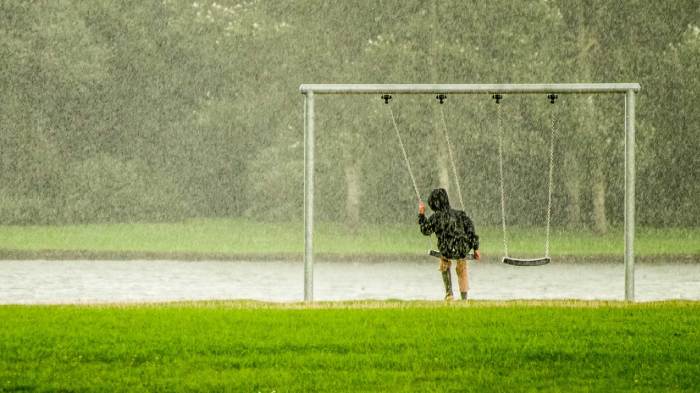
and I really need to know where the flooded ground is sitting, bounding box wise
[1,260,698,304]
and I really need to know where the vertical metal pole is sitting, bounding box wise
[304,91,315,302]
[624,90,636,301]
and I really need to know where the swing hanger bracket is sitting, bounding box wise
[492,93,503,104]
[547,93,558,104]
[436,94,447,104]
[381,94,392,104]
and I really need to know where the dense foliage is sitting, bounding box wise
[1,1,698,228]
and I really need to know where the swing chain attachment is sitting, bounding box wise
[436,94,447,104]
[492,93,503,104]
[547,93,558,104]
[381,94,392,104]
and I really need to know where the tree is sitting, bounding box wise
[553,0,699,231]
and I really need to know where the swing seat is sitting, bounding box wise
[429,250,474,260]
[502,256,550,266]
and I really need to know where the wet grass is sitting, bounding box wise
[0,301,698,392]
[0,218,697,260]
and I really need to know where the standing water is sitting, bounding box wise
[1,260,698,304]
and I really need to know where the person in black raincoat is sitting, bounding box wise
[418,188,480,300]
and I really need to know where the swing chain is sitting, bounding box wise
[496,103,509,257]
[436,94,447,104]
[544,100,558,257]
[492,93,503,104]
[382,96,431,252]
[438,105,465,211]
[386,102,422,203]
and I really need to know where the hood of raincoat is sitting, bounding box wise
[427,188,450,212]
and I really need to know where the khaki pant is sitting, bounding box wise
[439,257,469,293]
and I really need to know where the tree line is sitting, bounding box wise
[0,0,698,230]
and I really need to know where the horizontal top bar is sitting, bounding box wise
[300,83,640,94]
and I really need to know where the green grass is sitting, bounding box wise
[0,301,698,392]
[0,218,697,260]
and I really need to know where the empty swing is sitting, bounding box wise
[494,93,558,266]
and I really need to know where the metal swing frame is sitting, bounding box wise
[300,83,640,302]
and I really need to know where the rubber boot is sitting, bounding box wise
[442,271,453,301]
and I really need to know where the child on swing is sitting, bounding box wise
[418,188,480,300]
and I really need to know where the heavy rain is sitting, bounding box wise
[1,1,698,304]
[2,2,700,391]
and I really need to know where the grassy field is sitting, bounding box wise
[0,301,698,392]
[0,218,697,260]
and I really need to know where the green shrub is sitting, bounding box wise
[0,192,57,225]
[244,143,303,221]
[59,154,188,223]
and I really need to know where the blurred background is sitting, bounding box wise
[0,1,698,261]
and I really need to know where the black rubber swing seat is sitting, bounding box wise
[429,250,474,260]
[502,257,550,266]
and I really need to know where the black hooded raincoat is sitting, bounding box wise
[418,188,479,259]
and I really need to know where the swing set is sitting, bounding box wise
[300,83,640,302]
[383,92,558,266]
